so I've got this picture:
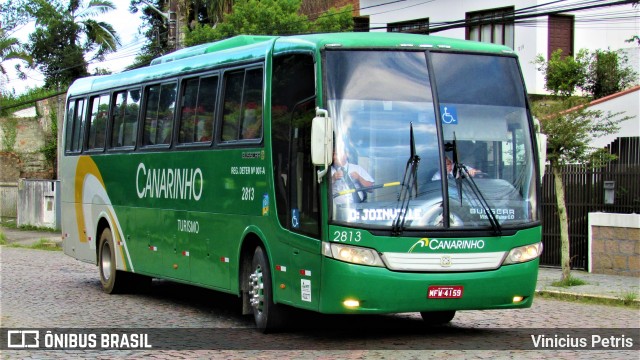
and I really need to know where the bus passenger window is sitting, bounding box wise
[221,71,244,142]
[196,76,218,142]
[110,89,140,148]
[87,94,109,150]
[65,98,86,153]
[178,75,218,144]
[143,83,176,146]
[221,67,263,142]
[240,68,263,140]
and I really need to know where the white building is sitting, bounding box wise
[360,0,640,95]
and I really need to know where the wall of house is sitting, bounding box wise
[360,0,640,94]
[588,212,640,277]
[586,86,640,149]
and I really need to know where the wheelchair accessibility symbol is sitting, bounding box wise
[291,208,300,228]
[440,105,458,124]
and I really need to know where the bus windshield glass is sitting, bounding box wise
[325,50,538,230]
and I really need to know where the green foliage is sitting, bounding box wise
[184,0,353,46]
[0,87,62,116]
[0,117,18,152]
[311,5,354,33]
[40,101,58,173]
[128,0,170,69]
[584,49,638,99]
[28,17,89,89]
[0,28,33,83]
[534,48,637,100]
[551,275,587,287]
[19,0,120,89]
[534,49,589,97]
[531,97,626,167]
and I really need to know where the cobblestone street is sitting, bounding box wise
[1,247,638,358]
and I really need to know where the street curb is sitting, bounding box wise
[536,289,640,307]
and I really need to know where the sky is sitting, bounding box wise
[3,0,146,95]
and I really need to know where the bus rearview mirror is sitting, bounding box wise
[311,108,333,183]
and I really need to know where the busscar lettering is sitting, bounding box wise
[136,163,203,201]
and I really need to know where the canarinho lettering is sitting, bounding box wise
[428,239,485,250]
[136,163,203,201]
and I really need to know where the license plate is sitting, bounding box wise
[427,285,463,299]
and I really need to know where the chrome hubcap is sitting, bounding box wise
[101,242,112,281]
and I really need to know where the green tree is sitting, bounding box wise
[584,49,637,99]
[533,53,629,282]
[25,0,120,89]
[534,49,589,98]
[184,0,353,46]
[129,0,171,68]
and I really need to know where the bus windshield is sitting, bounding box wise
[325,50,538,231]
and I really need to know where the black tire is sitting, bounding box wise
[248,246,286,333]
[420,310,456,325]
[98,227,130,294]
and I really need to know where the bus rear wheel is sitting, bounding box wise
[248,246,285,333]
[420,310,456,325]
[98,227,130,294]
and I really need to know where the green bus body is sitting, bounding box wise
[61,33,542,330]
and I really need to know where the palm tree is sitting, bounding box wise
[27,0,121,88]
[0,28,33,83]
[64,0,121,59]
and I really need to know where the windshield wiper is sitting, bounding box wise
[447,136,502,235]
[392,123,420,236]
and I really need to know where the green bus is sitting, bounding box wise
[61,32,543,332]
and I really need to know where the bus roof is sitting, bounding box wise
[67,32,514,97]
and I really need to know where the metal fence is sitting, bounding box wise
[540,137,640,269]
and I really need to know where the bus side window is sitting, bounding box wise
[239,68,263,140]
[123,89,141,147]
[65,98,87,154]
[221,71,244,142]
[143,83,176,146]
[87,94,109,150]
[221,67,263,142]
[178,75,219,144]
[196,76,218,142]
[64,100,76,153]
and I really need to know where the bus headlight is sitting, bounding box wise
[502,242,543,265]
[322,242,385,267]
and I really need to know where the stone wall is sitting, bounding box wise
[589,213,640,277]
[0,95,65,181]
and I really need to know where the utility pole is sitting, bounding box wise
[168,0,177,50]
[142,0,178,51]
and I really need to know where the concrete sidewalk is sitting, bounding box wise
[537,267,640,305]
[0,226,62,247]
[1,226,638,305]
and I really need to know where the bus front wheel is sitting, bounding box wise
[248,246,285,333]
[420,310,456,325]
[98,227,130,294]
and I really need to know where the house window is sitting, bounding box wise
[548,14,574,59]
[388,17,429,34]
[466,7,514,49]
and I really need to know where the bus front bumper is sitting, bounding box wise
[318,257,539,314]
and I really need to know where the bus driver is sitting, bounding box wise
[331,147,374,204]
